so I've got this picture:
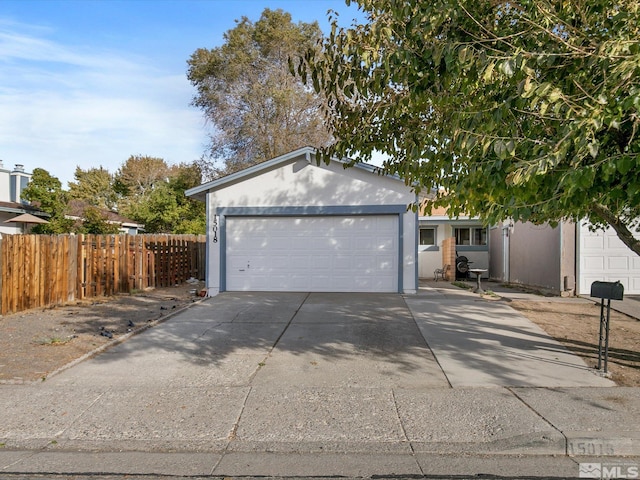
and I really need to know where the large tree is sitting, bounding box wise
[21,168,74,234]
[116,157,205,234]
[187,8,332,178]
[299,0,640,254]
[114,155,169,199]
[68,166,117,211]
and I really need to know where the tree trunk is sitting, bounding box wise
[591,204,640,256]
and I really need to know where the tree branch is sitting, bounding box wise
[591,204,640,256]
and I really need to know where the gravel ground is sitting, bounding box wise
[0,283,204,383]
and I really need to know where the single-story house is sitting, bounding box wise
[418,203,489,280]
[185,147,418,296]
[489,220,640,295]
[66,199,145,234]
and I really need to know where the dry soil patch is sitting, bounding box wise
[0,284,202,383]
[509,298,640,386]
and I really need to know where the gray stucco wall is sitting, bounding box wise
[509,223,562,292]
[490,221,576,294]
[489,226,505,282]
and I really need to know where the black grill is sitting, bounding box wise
[455,255,469,280]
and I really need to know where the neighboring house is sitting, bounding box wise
[418,203,489,280]
[66,199,145,234]
[489,220,640,296]
[0,161,48,235]
[186,147,418,296]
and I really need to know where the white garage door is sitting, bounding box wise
[579,222,640,295]
[226,215,398,292]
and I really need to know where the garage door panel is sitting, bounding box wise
[227,274,268,290]
[353,255,375,270]
[378,256,396,271]
[290,255,311,268]
[608,257,629,270]
[290,237,308,250]
[606,233,629,250]
[580,222,640,294]
[226,215,398,292]
[227,256,250,270]
[311,255,331,269]
[358,238,378,250]
[584,236,604,249]
[310,275,331,290]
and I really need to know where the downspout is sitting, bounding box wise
[502,222,511,283]
[575,221,581,296]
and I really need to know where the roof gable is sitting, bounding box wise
[185,147,397,202]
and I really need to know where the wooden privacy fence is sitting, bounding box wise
[0,234,206,315]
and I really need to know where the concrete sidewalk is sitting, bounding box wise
[0,289,638,478]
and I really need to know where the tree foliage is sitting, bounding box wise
[300,0,640,254]
[21,168,74,234]
[114,155,169,199]
[68,166,117,211]
[21,158,205,235]
[117,159,205,234]
[187,8,332,178]
[78,206,121,235]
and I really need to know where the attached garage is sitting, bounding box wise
[186,147,418,295]
[578,222,640,295]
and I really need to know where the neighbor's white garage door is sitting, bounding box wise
[226,215,398,292]
[579,222,640,295]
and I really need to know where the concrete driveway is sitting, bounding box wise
[51,292,451,390]
[45,290,612,390]
[2,290,635,478]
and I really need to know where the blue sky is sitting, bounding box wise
[0,0,363,186]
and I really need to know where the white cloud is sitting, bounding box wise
[0,19,206,186]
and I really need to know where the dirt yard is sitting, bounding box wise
[508,299,640,387]
[1,284,638,386]
[0,283,203,383]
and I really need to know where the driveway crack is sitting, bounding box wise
[508,386,569,455]
[51,388,110,446]
[249,292,311,383]
[401,296,452,388]
[391,388,424,476]
[268,292,310,353]
[212,385,253,475]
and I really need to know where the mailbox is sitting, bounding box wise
[590,281,623,374]
[590,281,624,301]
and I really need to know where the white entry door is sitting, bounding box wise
[579,222,640,295]
[225,215,398,292]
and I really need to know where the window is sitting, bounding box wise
[454,227,487,246]
[473,227,487,246]
[420,227,436,246]
[455,228,471,245]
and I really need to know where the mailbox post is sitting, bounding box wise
[590,281,624,374]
